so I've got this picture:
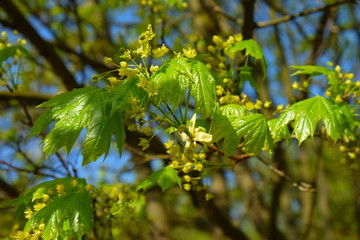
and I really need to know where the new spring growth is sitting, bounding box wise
[137,24,155,58]
[152,44,169,58]
[180,113,212,149]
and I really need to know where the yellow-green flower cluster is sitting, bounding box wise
[136,24,155,58]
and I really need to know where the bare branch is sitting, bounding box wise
[257,0,355,28]
[0,0,81,90]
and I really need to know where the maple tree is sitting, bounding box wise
[0,1,359,239]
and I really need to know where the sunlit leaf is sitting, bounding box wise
[225,39,267,78]
[189,60,217,118]
[136,166,182,192]
[30,86,125,165]
[273,96,355,144]
[108,78,147,115]
[150,58,216,118]
[1,178,93,239]
[211,105,272,156]
[150,58,191,107]
[0,45,30,62]
[291,65,340,95]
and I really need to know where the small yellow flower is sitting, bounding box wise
[216,85,224,96]
[339,145,347,152]
[245,102,254,111]
[335,95,343,103]
[120,49,132,59]
[183,183,192,191]
[348,152,356,159]
[24,207,34,219]
[207,45,215,52]
[212,35,223,46]
[164,140,174,149]
[254,100,263,110]
[34,203,46,212]
[152,44,169,58]
[56,184,65,193]
[263,101,272,108]
[170,160,179,168]
[182,162,192,173]
[326,91,331,97]
[205,193,214,201]
[218,63,225,69]
[120,61,128,68]
[194,163,203,171]
[85,184,93,192]
[72,180,79,187]
[225,36,235,47]
[335,65,341,73]
[234,33,243,42]
[183,175,191,182]
[150,65,159,72]
[182,47,197,58]
[103,57,113,64]
[276,104,284,111]
[42,194,50,202]
[292,81,299,89]
[107,77,121,85]
[327,61,333,67]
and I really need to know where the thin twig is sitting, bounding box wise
[257,0,355,28]
[257,156,316,192]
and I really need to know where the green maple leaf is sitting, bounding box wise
[150,58,192,108]
[0,45,30,62]
[189,60,217,118]
[150,58,216,118]
[0,178,94,239]
[267,118,291,144]
[108,78,147,115]
[273,96,355,144]
[211,104,273,156]
[30,86,125,165]
[136,166,182,192]
[225,39,267,78]
[291,65,340,96]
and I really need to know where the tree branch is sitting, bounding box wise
[0,0,81,90]
[257,0,355,28]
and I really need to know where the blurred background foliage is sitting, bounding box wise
[0,0,359,239]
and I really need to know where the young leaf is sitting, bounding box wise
[211,105,272,156]
[273,96,354,144]
[30,86,124,165]
[211,115,241,156]
[239,65,259,90]
[267,118,291,144]
[150,58,216,118]
[150,58,191,108]
[136,166,182,192]
[291,65,340,95]
[189,60,217,118]
[229,114,273,155]
[225,39,267,78]
[1,178,94,239]
[220,104,248,117]
[0,45,30,62]
[108,78,147,115]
